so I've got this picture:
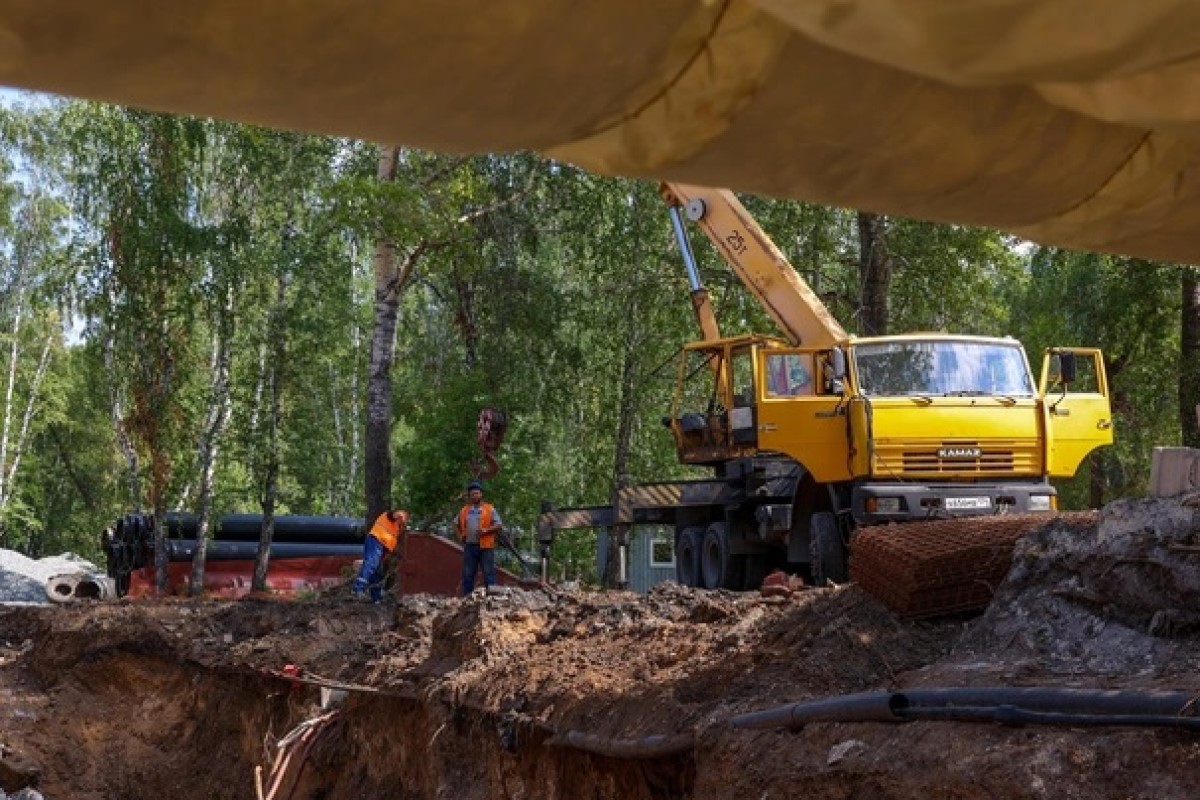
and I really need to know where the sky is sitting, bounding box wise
[0,86,57,108]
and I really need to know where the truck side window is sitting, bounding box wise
[1050,353,1100,393]
[732,350,755,406]
[766,353,813,397]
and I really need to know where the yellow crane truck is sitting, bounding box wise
[536,184,1113,591]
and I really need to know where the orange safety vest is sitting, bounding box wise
[457,503,497,549]
[370,511,407,552]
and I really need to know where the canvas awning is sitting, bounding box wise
[4,1,1200,262]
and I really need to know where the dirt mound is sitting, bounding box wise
[3,503,1200,799]
[947,496,1200,684]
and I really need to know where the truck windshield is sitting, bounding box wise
[853,340,1034,398]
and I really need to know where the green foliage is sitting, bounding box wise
[888,220,1025,335]
[1012,248,1181,505]
[15,344,120,560]
[394,371,493,522]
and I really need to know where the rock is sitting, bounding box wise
[827,739,868,766]
[760,570,806,598]
[0,748,40,793]
[320,687,347,709]
[9,789,46,800]
[1149,608,1200,638]
[962,496,1200,675]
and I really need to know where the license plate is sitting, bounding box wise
[944,496,991,511]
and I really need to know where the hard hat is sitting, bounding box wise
[467,480,483,492]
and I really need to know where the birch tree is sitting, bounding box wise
[0,131,69,547]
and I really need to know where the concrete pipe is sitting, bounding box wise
[45,573,116,603]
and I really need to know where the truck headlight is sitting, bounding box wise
[1028,495,1053,512]
[867,497,903,513]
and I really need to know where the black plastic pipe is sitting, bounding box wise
[163,540,362,562]
[893,687,1197,717]
[732,692,899,729]
[161,512,365,543]
[901,705,1200,731]
[546,730,696,759]
[731,688,1200,731]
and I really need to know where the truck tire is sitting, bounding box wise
[810,511,848,587]
[701,522,743,590]
[676,527,704,587]
[742,554,770,591]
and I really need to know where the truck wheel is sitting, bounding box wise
[701,522,743,590]
[676,527,704,587]
[810,511,848,587]
[742,554,770,591]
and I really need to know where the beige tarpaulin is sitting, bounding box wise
[3,0,1200,262]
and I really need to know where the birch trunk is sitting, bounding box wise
[365,144,402,524]
[190,287,235,595]
[330,363,345,510]
[253,268,289,591]
[348,320,362,512]
[0,325,53,546]
[0,293,25,515]
[104,321,142,508]
[603,334,638,589]
[0,333,53,507]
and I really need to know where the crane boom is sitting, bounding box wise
[661,183,846,348]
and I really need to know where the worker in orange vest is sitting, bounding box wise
[457,480,504,595]
[352,509,409,602]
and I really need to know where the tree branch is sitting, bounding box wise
[453,173,537,226]
[0,330,53,508]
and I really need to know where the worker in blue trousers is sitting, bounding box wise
[352,509,409,602]
[455,481,504,595]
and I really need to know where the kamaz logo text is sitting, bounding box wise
[938,447,982,458]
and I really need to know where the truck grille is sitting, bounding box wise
[873,441,1039,476]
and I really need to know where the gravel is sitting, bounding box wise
[0,550,102,605]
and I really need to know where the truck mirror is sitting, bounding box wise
[1059,352,1077,384]
[829,348,846,380]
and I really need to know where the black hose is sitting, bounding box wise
[545,730,695,759]
[731,687,1200,732]
[732,692,898,729]
[900,705,1200,731]
[892,687,1197,716]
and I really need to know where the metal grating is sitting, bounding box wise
[900,450,1015,473]
[850,511,1099,619]
[873,441,1041,476]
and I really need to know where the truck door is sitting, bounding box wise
[755,348,850,482]
[1039,348,1114,478]
[670,343,759,463]
[728,346,757,447]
